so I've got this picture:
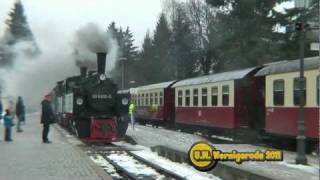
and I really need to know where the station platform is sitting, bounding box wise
[126,125,320,180]
[0,113,111,180]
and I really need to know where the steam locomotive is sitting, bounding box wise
[51,52,129,143]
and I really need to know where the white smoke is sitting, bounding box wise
[0,40,78,111]
[72,23,119,72]
[0,23,119,112]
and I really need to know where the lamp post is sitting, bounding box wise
[294,0,309,165]
[119,57,127,90]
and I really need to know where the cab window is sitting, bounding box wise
[273,80,284,106]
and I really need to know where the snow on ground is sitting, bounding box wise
[210,135,234,142]
[132,148,221,180]
[277,161,319,174]
[89,153,122,179]
[126,124,320,180]
[106,151,165,179]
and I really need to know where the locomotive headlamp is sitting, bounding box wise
[76,97,84,105]
[99,74,106,81]
[122,97,129,105]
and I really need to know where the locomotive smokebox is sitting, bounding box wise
[80,67,87,77]
[97,52,107,74]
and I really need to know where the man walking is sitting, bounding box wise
[41,94,55,143]
[16,96,25,132]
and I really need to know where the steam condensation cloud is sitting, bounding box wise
[0,40,78,111]
[72,23,119,72]
[0,22,119,111]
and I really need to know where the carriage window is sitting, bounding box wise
[146,93,149,105]
[137,94,140,106]
[160,92,163,105]
[294,77,306,106]
[193,89,198,106]
[155,93,158,105]
[150,93,153,105]
[317,76,320,105]
[185,90,190,106]
[273,80,284,106]
[202,88,207,106]
[211,87,218,106]
[141,94,145,106]
[222,86,229,106]
[178,90,183,106]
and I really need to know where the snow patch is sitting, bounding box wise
[89,154,122,179]
[278,161,319,175]
[210,135,234,142]
[107,152,165,179]
[132,149,221,180]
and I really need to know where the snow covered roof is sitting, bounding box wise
[135,81,176,92]
[117,89,130,94]
[172,68,257,88]
[256,56,320,76]
[118,88,138,94]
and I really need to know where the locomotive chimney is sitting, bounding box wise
[97,52,106,74]
[80,67,87,77]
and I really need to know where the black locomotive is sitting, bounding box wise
[51,52,128,142]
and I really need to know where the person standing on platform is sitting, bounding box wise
[128,101,136,130]
[16,96,25,132]
[41,94,55,143]
[3,109,14,142]
[0,98,3,120]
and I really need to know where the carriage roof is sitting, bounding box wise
[255,56,320,76]
[134,81,176,92]
[172,67,257,87]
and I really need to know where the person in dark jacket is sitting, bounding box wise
[16,96,25,132]
[41,94,55,143]
[3,109,14,141]
[0,99,3,119]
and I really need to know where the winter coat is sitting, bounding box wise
[41,100,55,124]
[16,100,25,117]
[3,115,14,128]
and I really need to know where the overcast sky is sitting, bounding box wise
[0,0,167,49]
[0,0,294,50]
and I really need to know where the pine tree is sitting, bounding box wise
[170,4,197,79]
[137,31,156,84]
[5,0,39,54]
[153,13,173,82]
[205,0,302,69]
[108,22,140,89]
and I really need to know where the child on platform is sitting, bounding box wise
[3,109,14,141]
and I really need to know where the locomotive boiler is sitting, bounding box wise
[51,52,129,143]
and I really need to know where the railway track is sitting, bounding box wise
[88,147,185,180]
